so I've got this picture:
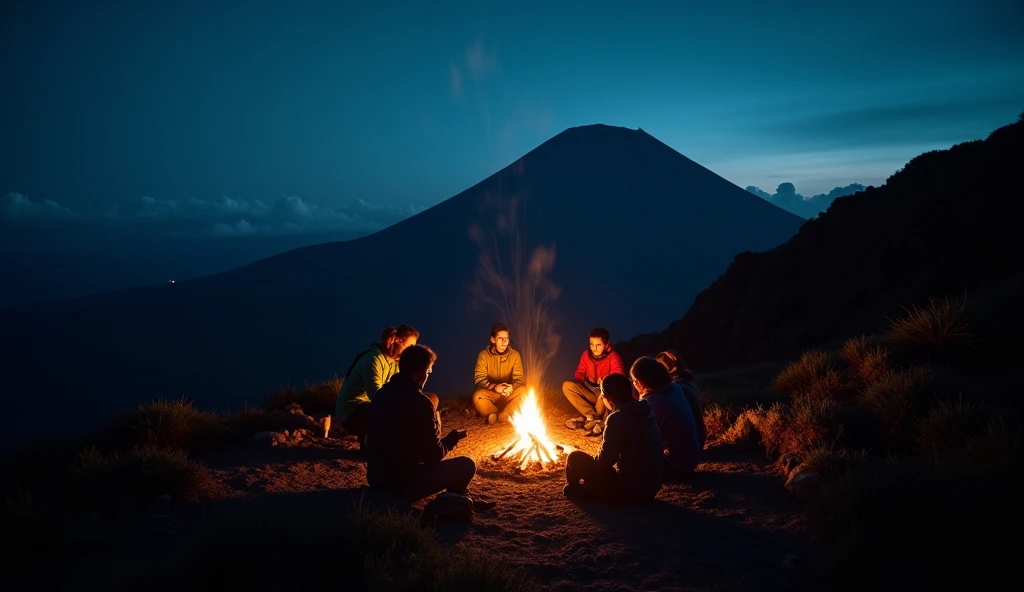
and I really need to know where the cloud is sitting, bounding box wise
[746,182,865,219]
[3,192,425,238]
[1,192,73,219]
[464,40,497,78]
[757,93,1023,151]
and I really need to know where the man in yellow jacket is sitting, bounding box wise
[473,322,528,424]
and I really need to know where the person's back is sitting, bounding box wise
[674,377,707,453]
[365,372,443,492]
[336,344,391,420]
[598,398,664,502]
[644,382,700,476]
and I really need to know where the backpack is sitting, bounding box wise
[344,345,376,379]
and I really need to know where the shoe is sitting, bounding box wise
[473,498,497,511]
[583,419,597,431]
[498,412,509,423]
[564,416,584,430]
[487,413,497,425]
[589,424,603,436]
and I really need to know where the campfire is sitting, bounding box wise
[491,388,573,470]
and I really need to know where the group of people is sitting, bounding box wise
[333,322,707,508]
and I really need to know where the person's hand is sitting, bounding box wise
[443,428,464,449]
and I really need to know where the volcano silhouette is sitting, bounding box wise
[0,124,803,445]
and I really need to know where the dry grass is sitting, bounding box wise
[887,294,972,347]
[703,402,737,444]
[859,367,932,440]
[92,398,223,454]
[914,395,982,461]
[71,445,211,507]
[720,411,761,450]
[745,403,786,458]
[772,350,833,396]
[174,504,531,590]
[793,444,866,479]
[841,335,891,387]
[265,376,342,415]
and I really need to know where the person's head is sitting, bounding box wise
[381,324,419,360]
[490,322,510,353]
[398,344,437,388]
[629,356,673,396]
[599,373,632,410]
[655,349,695,381]
[588,327,611,357]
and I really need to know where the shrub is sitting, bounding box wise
[220,406,288,437]
[721,411,761,450]
[887,294,972,347]
[794,444,865,479]
[703,402,737,444]
[859,367,932,442]
[746,403,786,458]
[92,398,222,454]
[173,504,530,591]
[914,395,983,462]
[71,445,211,508]
[777,398,845,459]
[772,350,832,396]
[963,415,1021,477]
[840,335,890,387]
[265,376,342,415]
[807,458,1017,590]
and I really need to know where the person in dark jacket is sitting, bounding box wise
[655,350,707,453]
[562,327,626,433]
[365,344,475,503]
[563,373,664,503]
[631,356,701,479]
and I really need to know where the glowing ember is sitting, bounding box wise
[491,388,572,470]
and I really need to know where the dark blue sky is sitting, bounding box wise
[1,0,1022,250]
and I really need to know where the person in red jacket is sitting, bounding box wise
[562,327,625,433]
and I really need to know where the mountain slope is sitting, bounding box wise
[619,116,1024,373]
[0,124,803,445]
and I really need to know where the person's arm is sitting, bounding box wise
[594,413,623,470]
[511,350,525,387]
[474,351,492,390]
[363,355,388,399]
[409,398,454,464]
[573,351,588,382]
[609,351,625,376]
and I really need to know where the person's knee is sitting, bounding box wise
[562,380,577,396]
[566,450,589,465]
[457,456,477,478]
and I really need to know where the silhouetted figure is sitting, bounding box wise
[563,373,663,503]
[472,322,527,424]
[655,350,707,453]
[562,327,625,433]
[336,325,427,448]
[631,356,700,479]
[365,344,475,503]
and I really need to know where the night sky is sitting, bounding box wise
[2,0,1022,303]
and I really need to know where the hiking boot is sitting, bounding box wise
[564,416,585,430]
[487,413,498,425]
[498,412,510,423]
[589,423,603,436]
[583,419,598,431]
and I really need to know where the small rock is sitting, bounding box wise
[252,431,287,446]
[780,453,801,477]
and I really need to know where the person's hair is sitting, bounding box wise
[600,373,632,405]
[490,322,510,338]
[630,356,673,391]
[655,349,695,381]
[588,327,611,344]
[399,344,436,375]
[381,324,419,358]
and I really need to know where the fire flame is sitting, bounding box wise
[492,388,566,470]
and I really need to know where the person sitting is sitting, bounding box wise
[472,322,528,424]
[562,327,625,433]
[365,344,478,504]
[563,373,663,503]
[655,349,707,453]
[630,356,701,479]
[335,325,424,448]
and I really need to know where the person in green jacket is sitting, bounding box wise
[473,322,528,425]
[336,324,421,447]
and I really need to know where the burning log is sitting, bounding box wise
[519,441,539,471]
[530,433,555,465]
[492,437,521,461]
